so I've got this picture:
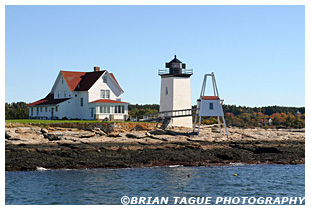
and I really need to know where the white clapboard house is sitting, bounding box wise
[27,66,129,120]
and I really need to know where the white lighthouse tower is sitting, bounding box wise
[158,55,193,128]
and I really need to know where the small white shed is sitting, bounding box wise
[193,73,228,136]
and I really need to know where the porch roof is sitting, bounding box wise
[90,99,129,104]
[27,94,70,106]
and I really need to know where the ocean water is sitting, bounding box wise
[5,164,305,205]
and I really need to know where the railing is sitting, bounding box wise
[158,69,193,76]
[138,108,198,122]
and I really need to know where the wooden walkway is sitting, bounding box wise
[138,108,198,122]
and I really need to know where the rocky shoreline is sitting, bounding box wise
[5,125,305,171]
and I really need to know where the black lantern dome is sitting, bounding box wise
[158,55,193,77]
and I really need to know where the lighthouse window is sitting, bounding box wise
[172,63,180,68]
[209,102,214,110]
[165,87,168,95]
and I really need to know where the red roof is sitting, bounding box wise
[27,94,70,106]
[109,73,119,86]
[61,70,121,91]
[90,99,129,104]
[201,96,219,100]
[61,71,86,91]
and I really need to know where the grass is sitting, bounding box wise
[5,119,155,124]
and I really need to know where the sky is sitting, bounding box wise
[5,5,305,107]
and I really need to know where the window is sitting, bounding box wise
[45,107,47,112]
[114,105,125,113]
[100,105,110,113]
[100,90,110,99]
[64,91,66,97]
[61,77,64,84]
[91,107,94,117]
[106,90,110,99]
[56,106,58,112]
[209,102,214,110]
[40,107,43,112]
[100,90,105,98]
[165,87,168,95]
[103,75,107,83]
[57,91,60,98]
[31,107,33,115]
[37,107,39,115]
[80,98,84,107]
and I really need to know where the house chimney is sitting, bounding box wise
[94,66,100,72]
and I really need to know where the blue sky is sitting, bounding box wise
[5,5,305,107]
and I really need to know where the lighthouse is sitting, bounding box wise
[158,55,193,128]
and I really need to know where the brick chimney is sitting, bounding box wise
[94,66,100,72]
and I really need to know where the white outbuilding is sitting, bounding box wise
[194,73,228,136]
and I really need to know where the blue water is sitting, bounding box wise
[5,164,305,205]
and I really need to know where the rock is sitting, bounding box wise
[92,128,107,136]
[78,132,96,138]
[107,132,121,137]
[46,134,62,141]
[125,132,146,139]
[5,132,11,139]
[41,128,49,134]
[16,127,41,134]
[148,130,167,135]
[125,133,140,139]
[187,137,206,142]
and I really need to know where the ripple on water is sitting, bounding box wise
[5,164,305,205]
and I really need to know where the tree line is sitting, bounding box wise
[5,102,29,119]
[128,104,305,128]
[5,102,305,128]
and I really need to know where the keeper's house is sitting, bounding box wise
[27,66,129,120]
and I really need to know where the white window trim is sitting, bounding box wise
[100,89,110,99]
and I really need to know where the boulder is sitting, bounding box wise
[45,133,62,141]
[92,128,107,136]
[5,132,11,139]
[41,128,49,134]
